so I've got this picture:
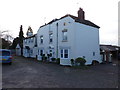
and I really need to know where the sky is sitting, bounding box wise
[0,0,119,46]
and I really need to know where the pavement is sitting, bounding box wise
[2,56,119,88]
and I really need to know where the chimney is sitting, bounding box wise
[78,8,85,20]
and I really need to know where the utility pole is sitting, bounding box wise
[56,23,58,58]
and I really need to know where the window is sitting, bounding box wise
[62,30,67,41]
[31,38,33,42]
[60,49,69,59]
[40,36,43,44]
[29,39,30,43]
[40,50,44,56]
[49,50,53,57]
[1,51,10,56]
[64,22,67,26]
[64,49,68,58]
[61,50,63,58]
[49,33,53,43]
[93,52,95,56]
[24,39,27,44]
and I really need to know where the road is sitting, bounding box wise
[2,56,118,88]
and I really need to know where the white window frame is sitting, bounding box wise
[49,33,53,43]
[60,49,69,59]
[62,30,67,41]
[39,49,44,56]
[49,49,53,57]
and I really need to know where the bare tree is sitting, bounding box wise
[0,30,14,49]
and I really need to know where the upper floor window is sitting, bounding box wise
[29,39,30,43]
[64,22,67,26]
[49,33,53,43]
[24,39,27,44]
[40,35,43,44]
[62,29,67,41]
[31,38,33,43]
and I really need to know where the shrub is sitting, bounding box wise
[71,59,74,66]
[56,58,60,64]
[49,53,52,57]
[41,54,46,62]
[51,58,56,62]
[45,56,47,60]
[92,60,99,65]
[75,57,86,66]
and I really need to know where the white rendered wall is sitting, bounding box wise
[74,23,102,64]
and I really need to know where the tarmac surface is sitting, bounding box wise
[2,56,119,88]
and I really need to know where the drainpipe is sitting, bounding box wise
[56,23,58,58]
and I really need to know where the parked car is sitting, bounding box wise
[0,49,12,65]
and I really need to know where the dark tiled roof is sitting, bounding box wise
[100,45,120,51]
[62,14,100,28]
[40,14,100,29]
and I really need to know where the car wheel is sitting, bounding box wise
[9,62,12,65]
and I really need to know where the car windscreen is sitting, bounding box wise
[0,51,10,56]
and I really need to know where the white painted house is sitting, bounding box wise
[37,8,102,65]
[23,26,37,58]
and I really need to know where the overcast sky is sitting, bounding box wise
[0,0,119,46]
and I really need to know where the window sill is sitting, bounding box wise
[49,42,53,44]
[62,40,68,42]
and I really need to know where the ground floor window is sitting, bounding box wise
[40,50,44,56]
[49,49,53,57]
[38,49,44,56]
[60,49,69,59]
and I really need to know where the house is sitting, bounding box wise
[100,45,120,63]
[23,26,37,58]
[16,44,21,56]
[37,8,102,65]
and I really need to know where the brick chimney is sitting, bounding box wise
[78,8,85,20]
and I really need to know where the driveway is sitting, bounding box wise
[2,56,118,88]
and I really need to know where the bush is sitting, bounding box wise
[41,54,47,62]
[75,57,86,66]
[49,53,52,57]
[51,58,56,62]
[56,58,60,64]
[92,60,99,65]
[71,59,74,66]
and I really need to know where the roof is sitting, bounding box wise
[24,34,36,39]
[16,44,21,49]
[100,45,120,52]
[40,14,100,29]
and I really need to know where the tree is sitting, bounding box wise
[19,25,24,39]
[18,25,24,56]
[10,25,24,56]
[0,30,13,49]
[10,37,19,49]
[1,38,12,49]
